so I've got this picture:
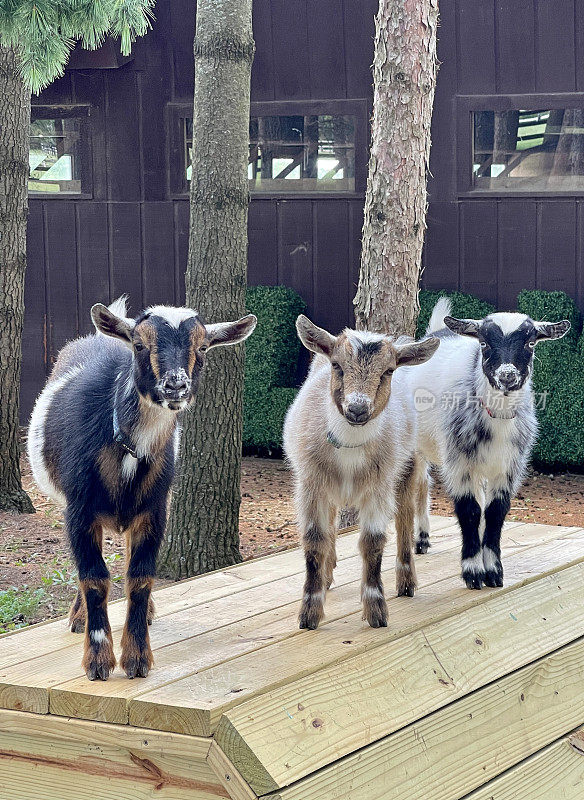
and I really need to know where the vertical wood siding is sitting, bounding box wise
[22,0,584,417]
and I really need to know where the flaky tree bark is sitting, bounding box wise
[354,0,439,336]
[158,1,254,578]
[0,46,34,513]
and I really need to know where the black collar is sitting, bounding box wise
[113,399,141,460]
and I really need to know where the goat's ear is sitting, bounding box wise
[296,315,337,357]
[534,319,571,342]
[91,303,134,347]
[443,316,481,338]
[205,314,257,349]
[395,336,440,368]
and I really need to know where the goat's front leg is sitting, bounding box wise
[298,488,332,630]
[67,510,116,680]
[482,482,511,587]
[452,483,484,589]
[121,509,164,678]
[69,521,104,634]
[414,464,432,555]
[358,499,392,627]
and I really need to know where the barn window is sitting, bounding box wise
[471,108,584,192]
[169,100,368,197]
[184,114,356,193]
[29,107,91,196]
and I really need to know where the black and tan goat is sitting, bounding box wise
[27,298,256,680]
[283,316,439,630]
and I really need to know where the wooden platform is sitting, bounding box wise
[1,515,584,799]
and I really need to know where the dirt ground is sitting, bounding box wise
[1,456,584,629]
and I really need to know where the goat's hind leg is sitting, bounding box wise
[395,458,419,598]
[324,506,338,591]
[414,464,432,555]
[69,588,85,633]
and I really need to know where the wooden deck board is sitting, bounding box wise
[0,516,583,800]
[464,733,584,800]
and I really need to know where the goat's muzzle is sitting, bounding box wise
[343,397,372,426]
[157,370,192,409]
[493,364,521,392]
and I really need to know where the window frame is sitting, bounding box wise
[167,98,369,200]
[457,93,584,198]
[29,105,93,200]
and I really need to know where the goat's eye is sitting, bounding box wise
[134,342,145,352]
[383,369,394,378]
[199,344,208,354]
[528,340,536,349]
[331,362,343,376]
[480,341,487,350]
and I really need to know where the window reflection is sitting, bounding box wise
[473,109,584,191]
[185,114,356,193]
[29,116,85,195]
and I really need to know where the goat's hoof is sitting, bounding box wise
[298,598,324,630]
[415,532,431,555]
[86,661,112,681]
[483,570,504,588]
[364,600,388,628]
[121,649,153,679]
[83,643,116,681]
[463,573,484,590]
[397,584,416,598]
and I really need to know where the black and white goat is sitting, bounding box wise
[399,297,570,589]
[27,298,256,680]
[283,316,439,630]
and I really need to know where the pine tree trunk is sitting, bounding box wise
[354,0,439,336]
[158,0,254,578]
[0,46,34,514]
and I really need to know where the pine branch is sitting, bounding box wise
[0,0,154,92]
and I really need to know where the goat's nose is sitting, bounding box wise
[163,374,188,393]
[345,402,370,424]
[498,368,519,389]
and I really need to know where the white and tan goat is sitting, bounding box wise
[283,316,439,630]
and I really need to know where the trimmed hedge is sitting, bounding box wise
[516,291,584,468]
[419,288,584,470]
[243,286,306,453]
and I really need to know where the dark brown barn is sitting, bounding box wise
[22,0,584,416]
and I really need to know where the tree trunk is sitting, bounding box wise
[354,0,439,336]
[0,46,34,513]
[158,0,254,579]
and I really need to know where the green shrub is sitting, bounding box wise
[243,286,306,452]
[516,290,584,468]
[416,290,495,338]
